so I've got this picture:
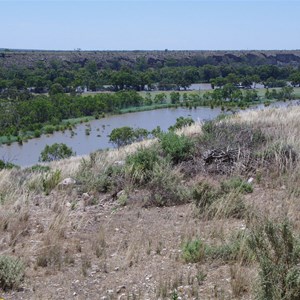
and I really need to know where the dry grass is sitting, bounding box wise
[1,106,300,298]
[234,106,300,150]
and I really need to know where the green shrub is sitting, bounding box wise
[147,160,187,206]
[199,121,266,152]
[160,131,194,164]
[182,231,252,265]
[192,180,247,219]
[29,164,51,173]
[125,146,160,184]
[34,129,41,138]
[168,116,194,131]
[44,125,55,134]
[0,159,18,170]
[76,158,125,195]
[0,255,25,290]
[182,239,205,263]
[192,182,221,214]
[248,219,300,300]
[221,177,253,194]
[206,231,252,263]
[42,169,61,195]
[39,143,75,162]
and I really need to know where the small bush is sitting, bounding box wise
[125,146,160,184]
[77,159,125,195]
[182,239,205,263]
[0,159,18,170]
[42,169,61,195]
[160,131,194,164]
[200,121,266,151]
[258,143,297,172]
[221,177,253,194]
[44,125,55,134]
[168,116,194,131]
[192,180,247,219]
[34,129,41,138]
[206,231,252,263]
[0,255,25,290]
[209,192,246,219]
[36,244,62,269]
[248,219,300,300]
[29,164,51,173]
[192,182,221,214]
[147,160,187,206]
[39,143,75,162]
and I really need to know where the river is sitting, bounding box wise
[1,100,298,167]
[0,106,222,167]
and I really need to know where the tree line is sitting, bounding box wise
[1,60,300,94]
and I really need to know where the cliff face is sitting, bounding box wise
[1,50,300,69]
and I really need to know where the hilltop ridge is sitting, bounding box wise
[1,49,300,69]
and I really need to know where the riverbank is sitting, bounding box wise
[1,86,300,148]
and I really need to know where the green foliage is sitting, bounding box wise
[182,239,205,263]
[34,129,41,138]
[39,143,75,162]
[200,120,266,151]
[28,164,51,173]
[147,160,187,206]
[192,179,247,219]
[182,231,251,266]
[192,181,221,213]
[0,159,18,170]
[221,177,253,194]
[206,231,251,263]
[0,255,25,290]
[248,219,300,300]
[77,155,125,195]
[42,169,61,195]
[125,146,160,184]
[160,131,194,164]
[168,116,194,131]
[170,91,180,104]
[109,126,149,148]
[49,83,64,95]
[44,125,55,134]
[108,126,135,148]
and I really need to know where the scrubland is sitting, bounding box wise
[1,106,300,299]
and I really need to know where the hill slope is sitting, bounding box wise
[1,106,300,299]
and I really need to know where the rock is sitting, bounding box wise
[82,193,90,200]
[58,177,76,189]
[116,285,126,294]
[247,177,254,184]
[117,190,125,198]
[114,160,125,166]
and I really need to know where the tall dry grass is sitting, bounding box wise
[234,106,300,151]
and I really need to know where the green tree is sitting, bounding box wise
[154,93,167,104]
[49,83,64,96]
[39,143,75,162]
[168,117,195,131]
[289,72,300,87]
[109,126,135,148]
[170,92,180,104]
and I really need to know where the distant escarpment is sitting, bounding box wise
[1,49,300,69]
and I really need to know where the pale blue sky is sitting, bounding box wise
[0,1,299,50]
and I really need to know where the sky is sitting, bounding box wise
[0,0,299,51]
